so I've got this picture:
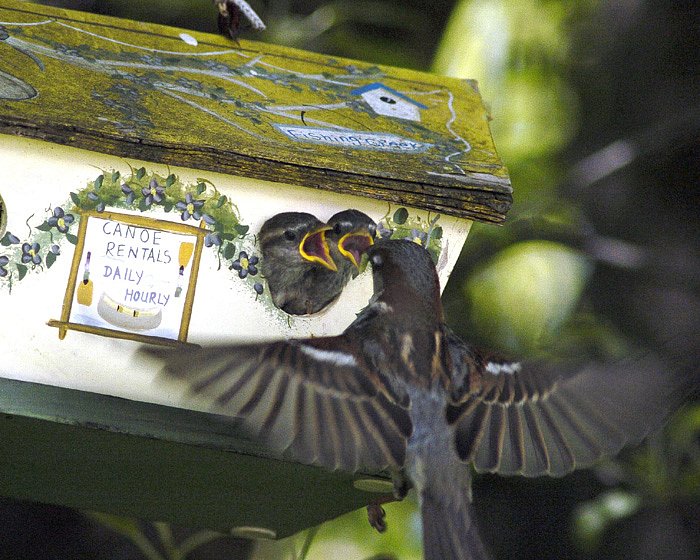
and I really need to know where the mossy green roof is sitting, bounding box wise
[0,0,510,222]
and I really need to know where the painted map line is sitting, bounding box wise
[0,18,54,26]
[55,19,249,57]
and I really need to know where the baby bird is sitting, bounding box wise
[259,210,375,315]
[258,212,336,315]
[326,209,377,282]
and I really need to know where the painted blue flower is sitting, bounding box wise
[2,232,20,244]
[205,232,222,247]
[50,245,60,255]
[377,222,394,239]
[404,228,428,246]
[21,242,41,265]
[0,255,9,277]
[230,251,258,279]
[87,191,106,212]
[176,193,205,221]
[121,183,136,205]
[47,207,75,233]
[253,282,264,295]
[141,178,165,207]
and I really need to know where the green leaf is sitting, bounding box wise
[66,233,78,245]
[36,221,52,232]
[393,207,409,224]
[94,174,104,190]
[136,167,146,180]
[70,192,81,206]
[215,195,227,208]
[163,202,173,213]
[196,182,206,195]
[86,512,144,542]
[165,174,176,187]
[234,224,249,236]
[46,251,56,268]
[392,226,413,239]
[16,263,27,281]
[433,226,443,239]
[111,171,120,183]
[223,242,236,260]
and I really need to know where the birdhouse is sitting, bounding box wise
[351,82,428,121]
[0,0,511,541]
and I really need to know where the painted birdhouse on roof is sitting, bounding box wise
[352,82,428,121]
[0,0,511,543]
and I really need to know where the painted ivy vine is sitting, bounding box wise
[0,167,443,306]
[376,205,443,263]
[0,168,256,295]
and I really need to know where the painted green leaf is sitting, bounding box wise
[94,174,104,190]
[111,171,120,183]
[46,251,56,268]
[136,167,146,180]
[433,226,443,239]
[223,242,236,260]
[215,195,227,208]
[16,263,27,280]
[393,207,409,224]
[165,174,176,187]
[35,221,51,232]
[70,192,81,206]
[235,224,249,236]
[196,182,206,195]
[66,233,78,245]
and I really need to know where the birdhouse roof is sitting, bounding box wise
[0,0,511,223]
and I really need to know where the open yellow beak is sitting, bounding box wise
[299,225,337,271]
[338,230,375,268]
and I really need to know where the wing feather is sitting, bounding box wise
[446,328,690,477]
[146,336,411,473]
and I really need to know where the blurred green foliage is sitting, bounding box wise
[464,240,591,353]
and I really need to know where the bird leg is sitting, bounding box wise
[213,0,266,40]
[367,497,391,533]
[366,472,411,533]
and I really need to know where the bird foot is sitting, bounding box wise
[367,501,387,533]
[214,0,266,39]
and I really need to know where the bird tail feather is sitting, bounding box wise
[421,489,490,560]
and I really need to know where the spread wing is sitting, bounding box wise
[445,328,687,477]
[145,336,411,473]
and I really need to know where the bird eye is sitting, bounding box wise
[333,223,342,235]
[368,224,377,237]
[371,253,383,268]
[284,230,296,241]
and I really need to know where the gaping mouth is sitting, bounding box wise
[299,226,337,271]
[339,230,375,268]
